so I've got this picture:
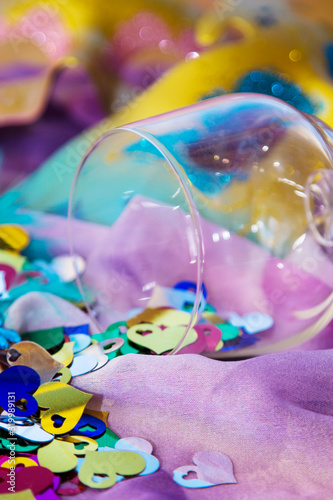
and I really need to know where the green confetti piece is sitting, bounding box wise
[21,326,64,352]
[96,427,120,449]
[217,323,240,341]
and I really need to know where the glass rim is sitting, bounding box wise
[67,125,205,355]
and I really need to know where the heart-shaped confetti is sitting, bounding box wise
[0,465,54,494]
[72,413,106,438]
[96,323,140,356]
[127,323,197,354]
[195,324,223,352]
[0,418,54,443]
[115,437,160,476]
[34,382,92,435]
[38,438,78,473]
[52,341,75,366]
[228,312,274,334]
[0,365,40,417]
[69,334,91,353]
[21,327,64,353]
[78,450,146,489]
[69,355,98,377]
[217,323,240,341]
[7,341,64,384]
[63,324,90,337]
[127,308,192,328]
[0,454,38,469]
[0,429,39,453]
[53,366,72,384]
[173,450,237,488]
[78,342,110,368]
[61,435,98,456]
[96,427,120,449]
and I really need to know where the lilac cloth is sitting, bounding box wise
[70,351,333,499]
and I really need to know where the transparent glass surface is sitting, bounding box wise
[69,94,333,357]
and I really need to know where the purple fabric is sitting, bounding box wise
[70,351,333,499]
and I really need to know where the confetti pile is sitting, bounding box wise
[0,328,237,496]
[0,223,271,495]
